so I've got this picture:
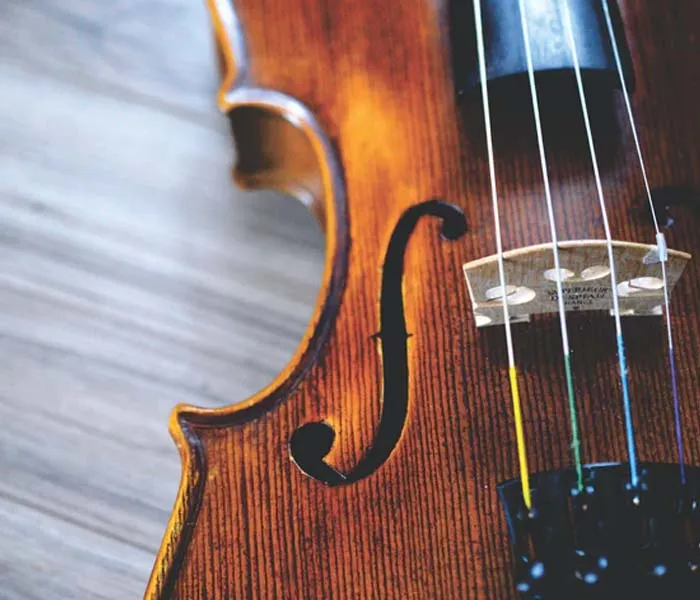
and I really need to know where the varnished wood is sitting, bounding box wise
[148,1,700,598]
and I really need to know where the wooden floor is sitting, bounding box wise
[0,2,325,598]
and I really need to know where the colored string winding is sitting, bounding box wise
[473,0,532,509]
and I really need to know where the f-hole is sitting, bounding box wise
[289,200,467,485]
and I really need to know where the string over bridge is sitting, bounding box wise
[463,240,690,327]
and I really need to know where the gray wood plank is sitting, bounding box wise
[0,0,219,121]
[0,3,325,597]
[1,494,156,600]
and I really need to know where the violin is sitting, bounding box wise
[145,0,700,597]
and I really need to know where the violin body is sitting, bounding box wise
[146,1,700,597]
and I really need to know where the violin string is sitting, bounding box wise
[473,0,532,509]
[561,0,639,488]
[517,0,584,492]
[601,0,685,484]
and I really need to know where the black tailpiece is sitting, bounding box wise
[499,463,700,598]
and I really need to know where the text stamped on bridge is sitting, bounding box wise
[463,240,691,327]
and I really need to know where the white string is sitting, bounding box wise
[601,0,685,482]
[473,0,532,509]
[561,0,639,487]
[517,0,583,490]
[517,1,571,361]
[473,0,516,366]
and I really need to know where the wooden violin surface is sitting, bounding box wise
[146,1,700,597]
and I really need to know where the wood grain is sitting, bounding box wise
[147,0,700,598]
[0,2,325,598]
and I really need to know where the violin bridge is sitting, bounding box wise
[462,240,691,327]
